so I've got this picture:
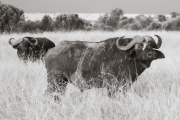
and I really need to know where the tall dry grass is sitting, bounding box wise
[0,30,180,120]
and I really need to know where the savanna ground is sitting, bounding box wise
[0,30,180,120]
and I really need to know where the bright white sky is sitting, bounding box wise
[1,0,180,14]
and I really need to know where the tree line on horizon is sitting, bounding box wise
[0,1,180,33]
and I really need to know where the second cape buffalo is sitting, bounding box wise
[9,37,55,62]
[45,35,165,96]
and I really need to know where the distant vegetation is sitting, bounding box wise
[0,1,180,33]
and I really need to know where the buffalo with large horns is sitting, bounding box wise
[45,35,165,97]
[9,37,55,62]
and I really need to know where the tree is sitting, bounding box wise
[135,15,153,29]
[170,12,180,18]
[66,14,80,30]
[0,3,24,33]
[21,20,41,33]
[108,8,124,28]
[40,15,53,31]
[110,8,124,20]
[117,17,135,29]
[157,15,166,22]
[97,14,108,25]
[147,21,162,30]
[52,14,87,31]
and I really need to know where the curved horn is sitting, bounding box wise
[154,35,162,49]
[116,35,145,50]
[24,37,38,46]
[32,38,38,46]
[9,38,15,46]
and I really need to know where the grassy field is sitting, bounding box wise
[0,30,180,120]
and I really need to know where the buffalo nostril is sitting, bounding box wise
[154,53,157,57]
[147,53,152,57]
[153,53,157,58]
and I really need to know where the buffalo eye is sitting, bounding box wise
[147,52,152,57]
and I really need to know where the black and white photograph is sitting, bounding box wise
[0,0,179,119]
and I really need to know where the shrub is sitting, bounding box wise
[93,23,106,30]
[118,17,135,29]
[21,20,41,33]
[127,18,135,24]
[118,20,128,29]
[170,12,180,18]
[96,14,109,25]
[40,15,53,31]
[128,22,142,30]
[106,16,118,28]
[157,15,166,22]
[107,8,123,28]
[146,21,162,30]
[162,22,172,31]
[95,8,124,30]
[162,16,180,31]
[52,14,88,31]
[135,15,153,29]
[84,26,94,31]
[103,26,115,31]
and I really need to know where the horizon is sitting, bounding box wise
[24,13,172,22]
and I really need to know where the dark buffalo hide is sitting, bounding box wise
[45,35,165,97]
[9,37,55,62]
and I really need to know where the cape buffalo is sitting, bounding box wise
[9,37,55,62]
[45,35,165,97]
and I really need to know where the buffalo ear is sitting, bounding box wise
[24,37,33,43]
[155,50,165,59]
[12,44,19,49]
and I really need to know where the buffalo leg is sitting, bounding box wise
[45,73,69,96]
[54,73,68,94]
[107,86,118,98]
